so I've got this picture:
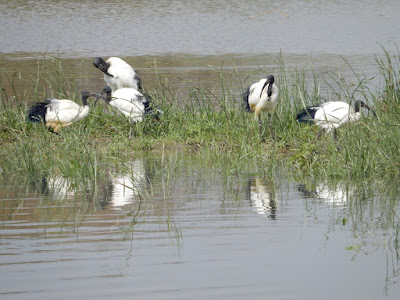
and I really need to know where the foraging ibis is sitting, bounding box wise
[28,91,101,133]
[100,86,157,123]
[93,57,142,93]
[243,75,279,140]
[296,100,375,137]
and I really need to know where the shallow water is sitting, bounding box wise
[1,0,399,104]
[0,0,399,57]
[0,52,390,114]
[1,157,400,299]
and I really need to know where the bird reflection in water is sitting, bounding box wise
[105,160,149,209]
[298,182,351,206]
[39,175,81,200]
[37,159,149,210]
[248,177,277,219]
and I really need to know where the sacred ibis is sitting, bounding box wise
[243,75,279,140]
[28,91,101,133]
[296,100,375,137]
[99,86,159,123]
[93,57,142,93]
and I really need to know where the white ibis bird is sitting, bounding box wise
[296,100,375,137]
[28,91,101,133]
[99,86,158,123]
[93,57,142,93]
[243,75,279,140]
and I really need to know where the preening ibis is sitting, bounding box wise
[296,100,375,137]
[100,86,158,123]
[28,91,101,133]
[93,57,142,93]
[243,75,279,140]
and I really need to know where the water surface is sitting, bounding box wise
[1,0,399,102]
[0,0,399,57]
[1,157,400,299]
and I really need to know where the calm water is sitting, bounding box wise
[1,157,400,299]
[1,0,400,101]
[0,0,399,57]
[1,0,400,299]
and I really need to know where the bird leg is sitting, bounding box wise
[268,113,274,139]
[316,128,324,140]
[254,108,265,142]
[333,129,342,151]
[258,117,265,142]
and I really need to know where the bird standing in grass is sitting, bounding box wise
[99,86,157,123]
[28,91,101,133]
[296,100,375,138]
[243,75,279,140]
[93,57,142,93]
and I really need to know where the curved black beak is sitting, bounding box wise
[90,93,105,106]
[260,75,275,99]
[98,86,113,106]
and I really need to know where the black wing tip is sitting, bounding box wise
[242,86,251,112]
[142,94,163,119]
[27,102,47,123]
[135,74,143,91]
[144,106,163,120]
[296,107,318,123]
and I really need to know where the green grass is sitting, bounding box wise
[1,49,400,189]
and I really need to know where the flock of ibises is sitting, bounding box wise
[27,56,375,138]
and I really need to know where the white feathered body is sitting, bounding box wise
[109,88,147,122]
[104,57,140,92]
[44,99,90,125]
[247,78,279,120]
[28,91,98,133]
[311,102,361,133]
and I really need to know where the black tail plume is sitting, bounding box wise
[135,74,143,92]
[242,86,251,112]
[27,102,48,123]
[296,107,318,123]
[142,95,163,120]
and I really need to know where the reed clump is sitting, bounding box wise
[0,49,399,187]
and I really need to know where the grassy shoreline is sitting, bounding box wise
[0,49,399,186]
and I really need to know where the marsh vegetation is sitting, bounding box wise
[1,49,399,186]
